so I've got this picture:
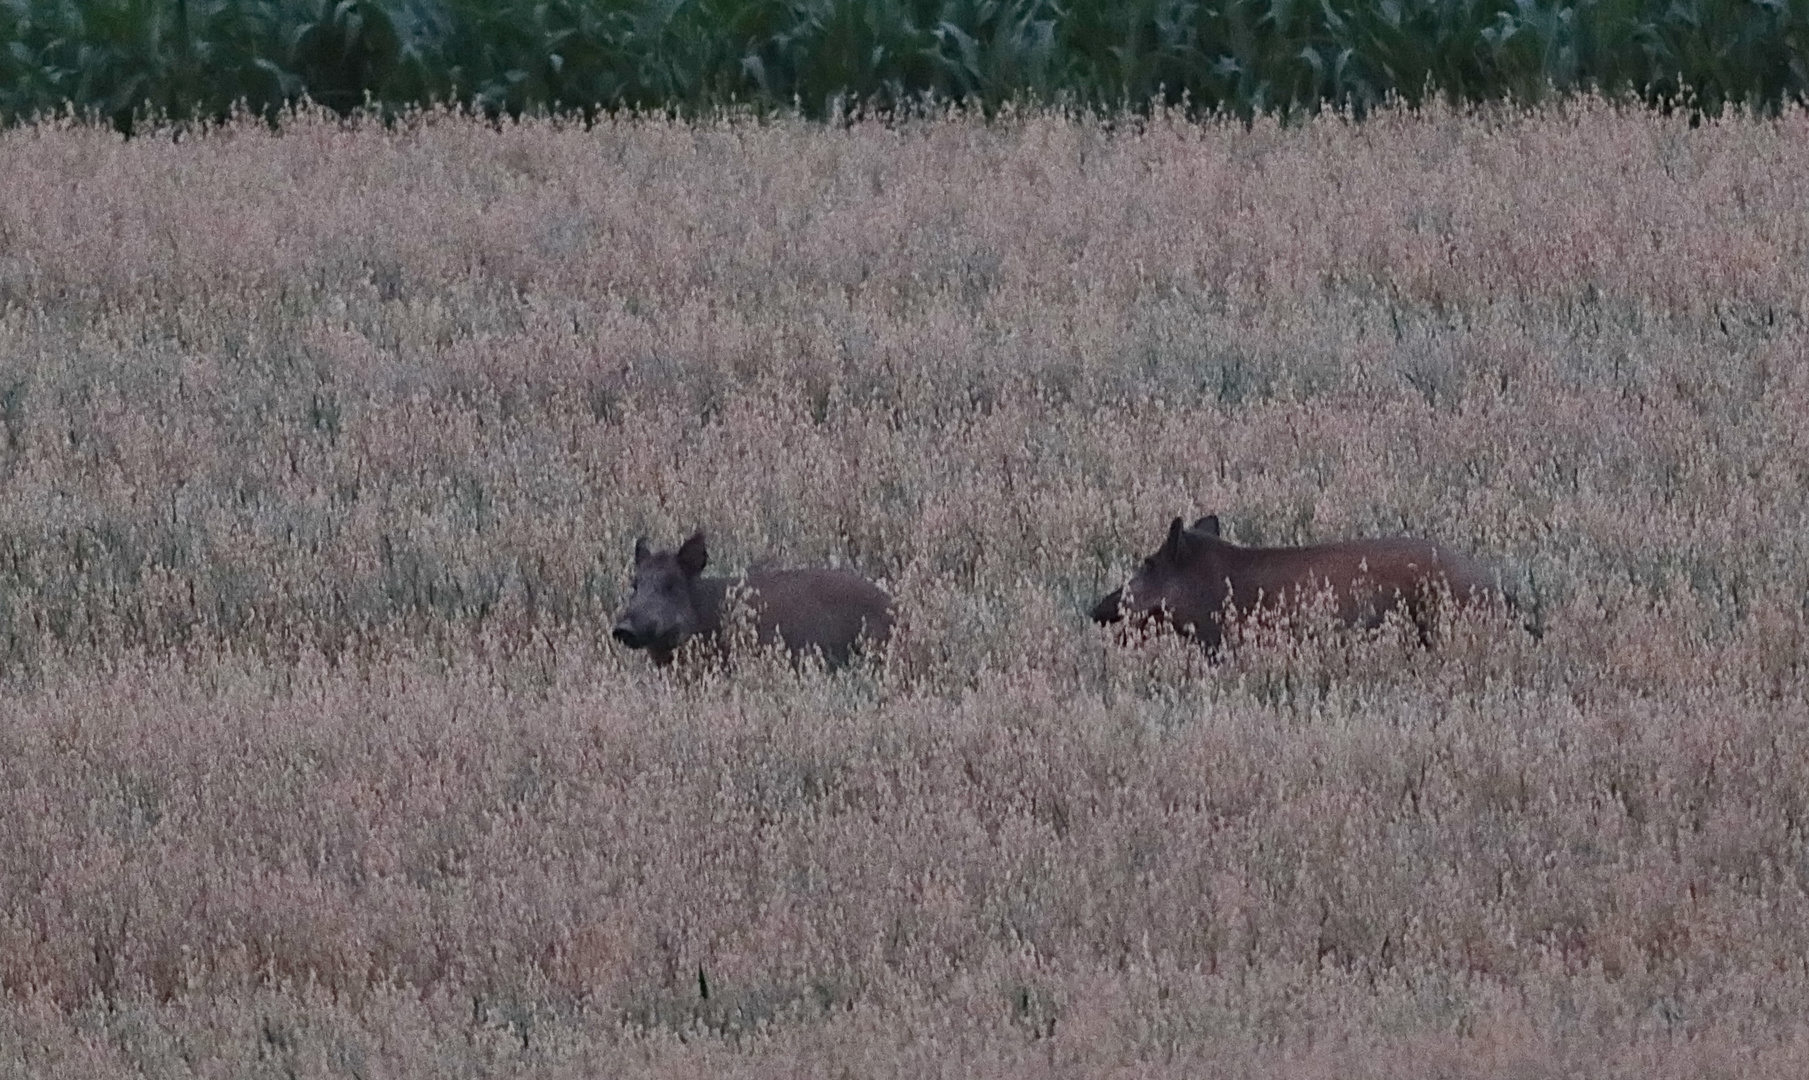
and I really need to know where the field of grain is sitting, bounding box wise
[3,102,1809,1077]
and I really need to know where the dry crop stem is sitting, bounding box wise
[2,99,1809,1075]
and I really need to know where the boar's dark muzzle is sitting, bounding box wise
[612,617,682,653]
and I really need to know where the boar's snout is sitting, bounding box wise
[1090,588,1125,624]
[612,607,685,654]
[612,614,654,649]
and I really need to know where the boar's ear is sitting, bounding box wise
[676,531,709,575]
[633,537,651,565]
[1159,516,1188,561]
[1162,516,1206,563]
[1190,515,1221,538]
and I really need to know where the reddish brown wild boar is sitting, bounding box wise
[1090,515,1513,653]
[611,532,893,667]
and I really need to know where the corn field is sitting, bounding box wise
[4,0,1809,129]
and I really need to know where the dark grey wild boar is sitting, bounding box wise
[1091,515,1514,654]
[611,532,893,667]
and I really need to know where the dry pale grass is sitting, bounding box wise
[2,99,1809,1076]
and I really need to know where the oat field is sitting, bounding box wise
[3,102,1809,1077]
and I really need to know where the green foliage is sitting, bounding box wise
[1,0,1807,127]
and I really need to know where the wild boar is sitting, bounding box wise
[1091,515,1513,654]
[612,532,892,668]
